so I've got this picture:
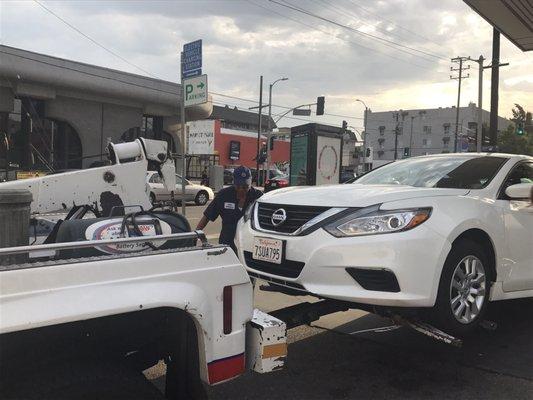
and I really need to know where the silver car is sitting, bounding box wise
[146,171,214,206]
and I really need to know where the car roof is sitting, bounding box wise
[408,153,532,161]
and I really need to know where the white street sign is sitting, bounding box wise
[183,74,208,107]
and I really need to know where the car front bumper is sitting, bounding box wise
[236,218,452,307]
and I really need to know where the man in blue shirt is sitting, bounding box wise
[196,166,262,253]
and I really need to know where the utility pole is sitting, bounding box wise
[256,75,263,184]
[266,77,288,174]
[489,29,500,148]
[393,111,399,160]
[468,55,485,152]
[356,99,368,171]
[450,56,470,152]
[409,115,415,157]
[180,52,187,216]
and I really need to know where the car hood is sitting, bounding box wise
[259,184,470,207]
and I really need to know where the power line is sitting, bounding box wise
[31,1,364,122]
[269,0,448,61]
[33,0,157,79]
[315,0,449,60]
[210,92,364,120]
[346,0,452,52]
[246,0,436,71]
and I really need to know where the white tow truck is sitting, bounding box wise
[0,139,286,399]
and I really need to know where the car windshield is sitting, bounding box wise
[355,156,508,189]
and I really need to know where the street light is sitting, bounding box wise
[355,99,369,171]
[266,77,288,172]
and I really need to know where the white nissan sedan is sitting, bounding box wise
[236,153,533,335]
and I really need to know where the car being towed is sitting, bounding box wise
[236,153,533,336]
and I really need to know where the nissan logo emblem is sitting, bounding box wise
[271,208,287,226]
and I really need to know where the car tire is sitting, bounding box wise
[432,239,491,337]
[149,192,156,204]
[195,191,209,206]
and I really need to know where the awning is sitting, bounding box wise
[463,0,533,51]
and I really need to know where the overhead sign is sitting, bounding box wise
[182,40,202,79]
[183,74,208,107]
[187,120,215,154]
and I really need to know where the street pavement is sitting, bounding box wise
[145,202,533,400]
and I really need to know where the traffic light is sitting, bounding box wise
[516,122,525,136]
[365,147,371,157]
[404,147,410,157]
[316,96,325,115]
[269,136,275,151]
[342,120,348,131]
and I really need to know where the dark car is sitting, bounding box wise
[264,174,289,192]
[340,170,356,183]
[223,168,234,185]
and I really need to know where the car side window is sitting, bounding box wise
[150,174,162,184]
[501,162,533,198]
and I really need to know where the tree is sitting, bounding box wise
[497,104,533,155]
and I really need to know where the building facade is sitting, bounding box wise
[187,105,290,171]
[0,45,209,177]
[365,103,511,167]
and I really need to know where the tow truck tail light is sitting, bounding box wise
[223,286,232,334]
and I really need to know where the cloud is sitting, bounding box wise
[0,0,531,126]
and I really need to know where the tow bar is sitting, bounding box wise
[267,296,497,348]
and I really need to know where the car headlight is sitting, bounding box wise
[243,201,256,222]
[324,207,432,237]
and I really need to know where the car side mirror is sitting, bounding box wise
[505,183,533,200]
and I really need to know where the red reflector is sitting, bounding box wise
[208,353,245,384]
[223,286,232,335]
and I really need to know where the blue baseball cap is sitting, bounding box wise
[233,166,252,186]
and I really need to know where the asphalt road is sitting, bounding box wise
[145,203,533,400]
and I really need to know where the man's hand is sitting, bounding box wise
[196,215,209,231]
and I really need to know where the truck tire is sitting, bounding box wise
[1,357,165,400]
[165,316,207,400]
[432,239,490,337]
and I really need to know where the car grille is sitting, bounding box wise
[256,203,330,234]
[244,251,305,278]
[346,268,401,292]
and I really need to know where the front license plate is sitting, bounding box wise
[252,237,283,264]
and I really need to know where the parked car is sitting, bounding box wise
[264,174,289,193]
[237,153,533,336]
[224,168,235,185]
[340,170,356,183]
[147,171,214,205]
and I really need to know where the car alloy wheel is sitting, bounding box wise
[195,192,208,205]
[449,255,486,324]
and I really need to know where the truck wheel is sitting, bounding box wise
[165,316,207,400]
[195,191,209,206]
[432,239,490,337]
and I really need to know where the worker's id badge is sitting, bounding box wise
[224,202,236,210]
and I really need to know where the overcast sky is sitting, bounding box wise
[1,0,532,129]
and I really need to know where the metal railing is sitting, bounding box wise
[0,231,208,256]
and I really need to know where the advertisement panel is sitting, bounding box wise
[316,135,341,185]
[187,120,215,154]
[290,133,308,186]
